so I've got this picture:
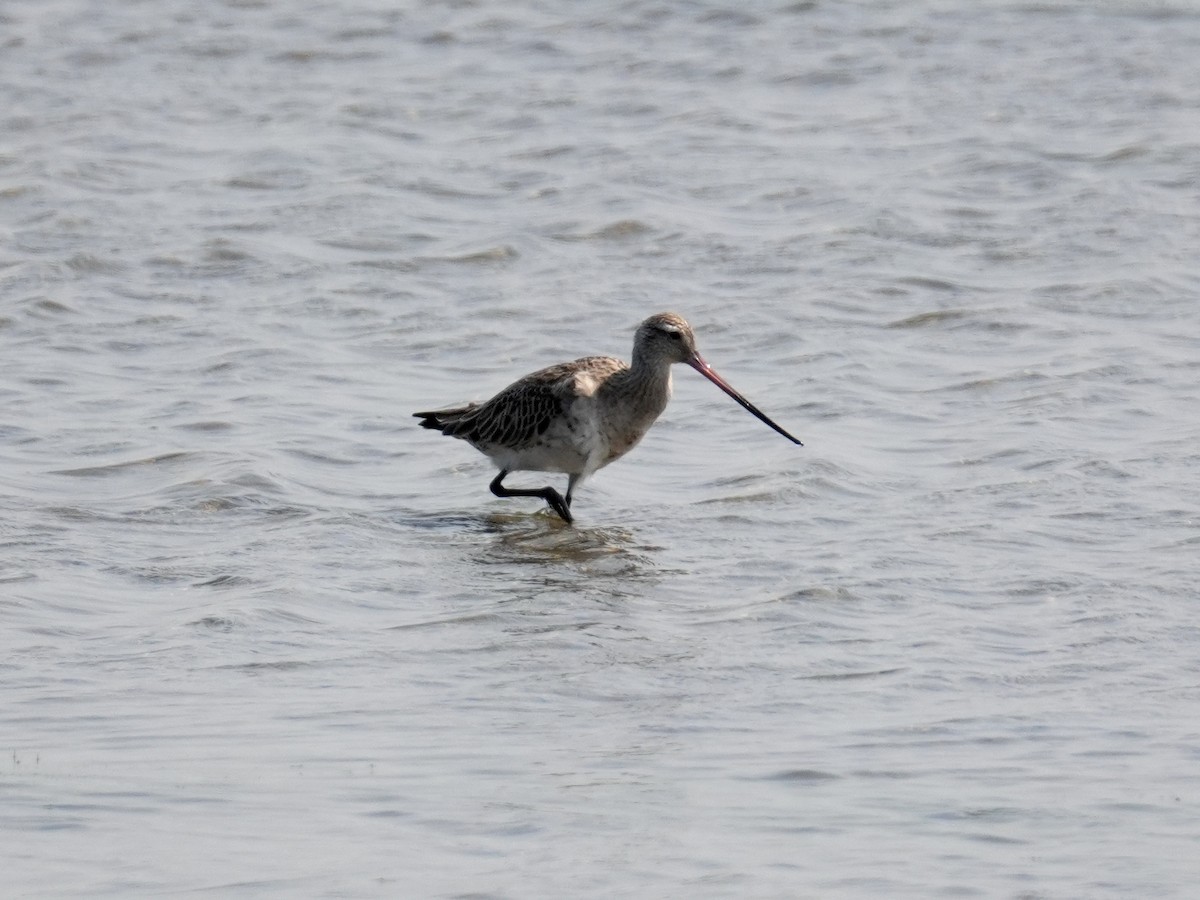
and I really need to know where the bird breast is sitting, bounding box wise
[596,370,673,465]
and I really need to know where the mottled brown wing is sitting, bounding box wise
[444,359,594,449]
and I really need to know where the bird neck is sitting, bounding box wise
[630,344,673,377]
[616,353,673,413]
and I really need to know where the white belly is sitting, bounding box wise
[483,405,603,476]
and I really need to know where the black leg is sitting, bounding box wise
[490,470,573,524]
[565,473,581,509]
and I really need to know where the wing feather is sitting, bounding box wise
[415,356,628,450]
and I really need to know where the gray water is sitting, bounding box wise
[3,0,1200,896]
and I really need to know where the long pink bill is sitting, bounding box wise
[688,354,803,446]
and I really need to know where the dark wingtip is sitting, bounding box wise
[413,412,445,431]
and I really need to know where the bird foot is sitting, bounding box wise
[544,491,573,525]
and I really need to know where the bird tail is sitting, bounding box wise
[413,404,478,435]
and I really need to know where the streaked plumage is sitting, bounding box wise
[415,312,801,524]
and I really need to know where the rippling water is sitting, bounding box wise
[4,0,1200,896]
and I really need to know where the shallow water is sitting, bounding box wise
[3,0,1200,896]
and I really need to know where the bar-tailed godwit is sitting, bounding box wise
[414,312,802,523]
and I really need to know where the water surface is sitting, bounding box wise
[3,0,1199,896]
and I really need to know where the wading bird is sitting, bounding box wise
[414,312,802,523]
